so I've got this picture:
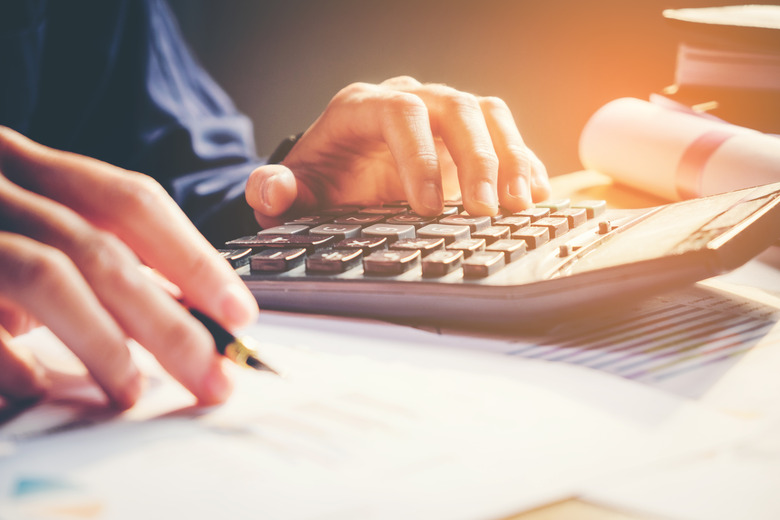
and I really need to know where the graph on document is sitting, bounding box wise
[507,285,780,398]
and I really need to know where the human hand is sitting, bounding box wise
[246,76,550,227]
[0,127,258,409]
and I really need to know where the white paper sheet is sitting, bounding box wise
[585,418,780,520]
[0,320,751,520]
[580,262,780,519]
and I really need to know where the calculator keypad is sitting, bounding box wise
[224,198,604,280]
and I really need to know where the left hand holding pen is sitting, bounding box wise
[246,76,551,227]
[0,128,258,410]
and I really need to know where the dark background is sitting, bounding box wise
[169,0,779,176]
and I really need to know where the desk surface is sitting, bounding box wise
[549,170,667,209]
[509,499,651,520]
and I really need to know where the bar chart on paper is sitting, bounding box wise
[506,284,780,398]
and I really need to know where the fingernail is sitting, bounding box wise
[473,181,498,211]
[201,359,233,405]
[112,366,144,410]
[532,174,552,200]
[508,177,533,207]
[220,283,259,328]
[532,174,551,191]
[260,173,279,211]
[420,181,443,213]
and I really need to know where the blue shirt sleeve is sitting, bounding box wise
[0,0,263,246]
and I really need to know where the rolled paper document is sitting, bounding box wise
[579,97,780,200]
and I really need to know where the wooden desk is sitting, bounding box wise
[508,498,655,520]
[549,170,667,210]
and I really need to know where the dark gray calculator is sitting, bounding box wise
[221,182,780,328]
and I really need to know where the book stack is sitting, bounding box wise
[662,4,780,134]
[579,5,780,201]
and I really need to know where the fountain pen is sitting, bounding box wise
[189,308,279,374]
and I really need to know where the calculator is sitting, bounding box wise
[221,182,780,328]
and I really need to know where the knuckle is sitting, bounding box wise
[112,173,169,216]
[382,91,426,119]
[385,75,420,88]
[0,126,22,173]
[83,335,129,373]
[471,148,500,173]
[505,142,531,160]
[410,150,440,171]
[439,88,481,115]
[479,95,510,113]
[22,248,75,298]
[335,81,374,102]
[76,231,130,281]
[157,317,202,359]
[177,249,216,290]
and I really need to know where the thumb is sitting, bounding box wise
[245,164,299,225]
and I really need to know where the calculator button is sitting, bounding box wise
[309,224,362,240]
[382,201,411,208]
[386,213,437,227]
[447,238,486,257]
[333,214,385,226]
[320,206,362,216]
[440,206,460,216]
[217,248,252,268]
[335,237,388,254]
[285,215,334,226]
[257,224,309,236]
[363,249,421,275]
[250,248,306,272]
[512,207,550,221]
[439,215,492,232]
[462,251,505,278]
[227,234,334,253]
[511,226,550,249]
[493,216,532,231]
[551,208,588,229]
[471,225,511,244]
[422,250,463,277]
[486,239,527,262]
[361,224,417,242]
[533,217,570,238]
[390,238,445,256]
[572,200,607,219]
[358,206,407,215]
[535,199,571,212]
[417,224,471,243]
[306,249,363,274]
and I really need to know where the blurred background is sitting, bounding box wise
[169,0,777,176]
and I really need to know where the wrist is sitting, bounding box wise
[267,132,303,164]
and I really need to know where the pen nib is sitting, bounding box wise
[245,355,280,375]
[228,337,280,375]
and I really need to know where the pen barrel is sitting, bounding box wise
[224,340,252,367]
[189,308,233,354]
